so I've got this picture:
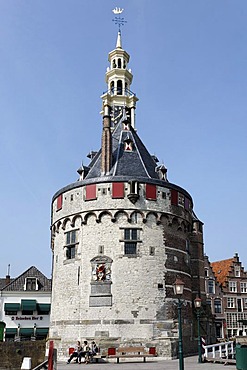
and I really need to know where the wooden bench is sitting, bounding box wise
[107,346,156,363]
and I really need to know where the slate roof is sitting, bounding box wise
[211,258,234,287]
[85,120,160,181]
[1,266,51,292]
[0,278,14,290]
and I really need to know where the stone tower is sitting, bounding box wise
[49,30,205,359]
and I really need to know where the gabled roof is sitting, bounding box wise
[85,120,161,181]
[211,258,234,287]
[1,266,51,292]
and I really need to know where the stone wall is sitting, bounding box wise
[0,340,46,370]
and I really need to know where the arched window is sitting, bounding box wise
[117,80,122,95]
[123,60,126,69]
[110,81,114,94]
[112,59,116,68]
[118,58,122,68]
[125,82,128,95]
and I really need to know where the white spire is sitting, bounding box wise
[116,31,122,49]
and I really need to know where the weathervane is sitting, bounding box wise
[112,7,127,32]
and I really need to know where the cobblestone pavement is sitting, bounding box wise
[57,356,235,370]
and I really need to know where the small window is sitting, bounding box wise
[123,228,139,255]
[65,230,78,260]
[150,247,155,256]
[241,282,247,293]
[227,297,235,308]
[158,283,163,289]
[235,266,240,277]
[178,193,184,207]
[214,298,222,313]
[229,281,237,293]
[208,279,215,294]
[25,278,38,291]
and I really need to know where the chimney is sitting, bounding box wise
[101,105,112,175]
[5,274,10,286]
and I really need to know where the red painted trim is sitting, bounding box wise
[112,182,124,198]
[56,194,62,210]
[171,190,178,205]
[85,184,97,200]
[146,184,157,200]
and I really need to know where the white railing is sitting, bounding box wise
[203,341,234,359]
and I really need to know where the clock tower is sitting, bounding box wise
[101,31,138,129]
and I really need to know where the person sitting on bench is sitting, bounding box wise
[78,340,90,364]
[67,341,82,364]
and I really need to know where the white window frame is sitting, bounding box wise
[229,281,237,293]
[208,279,215,294]
[227,297,235,308]
[240,282,247,293]
[24,277,38,291]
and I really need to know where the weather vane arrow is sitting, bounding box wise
[112,7,127,32]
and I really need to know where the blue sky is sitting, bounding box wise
[0,0,246,278]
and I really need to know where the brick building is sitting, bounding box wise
[204,255,225,341]
[211,253,247,338]
[49,29,205,359]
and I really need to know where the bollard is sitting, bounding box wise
[21,357,32,370]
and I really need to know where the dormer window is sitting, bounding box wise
[124,136,133,151]
[24,277,38,291]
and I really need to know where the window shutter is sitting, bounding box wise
[112,182,124,198]
[146,184,157,200]
[85,184,97,200]
[171,190,178,205]
[184,197,190,210]
[57,194,62,210]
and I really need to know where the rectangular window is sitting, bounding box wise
[241,282,247,293]
[112,182,124,198]
[235,266,240,277]
[178,193,184,207]
[208,279,215,294]
[25,278,38,291]
[171,190,178,206]
[229,281,237,292]
[57,194,63,210]
[65,230,78,260]
[214,299,222,314]
[184,197,190,210]
[123,228,139,255]
[227,297,235,308]
[244,298,247,308]
[85,184,97,200]
[145,184,157,200]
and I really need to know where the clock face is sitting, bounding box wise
[111,106,131,126]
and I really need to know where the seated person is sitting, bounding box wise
[67,341,82,364]
[90,341,99,356]
[78,340,90,364]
